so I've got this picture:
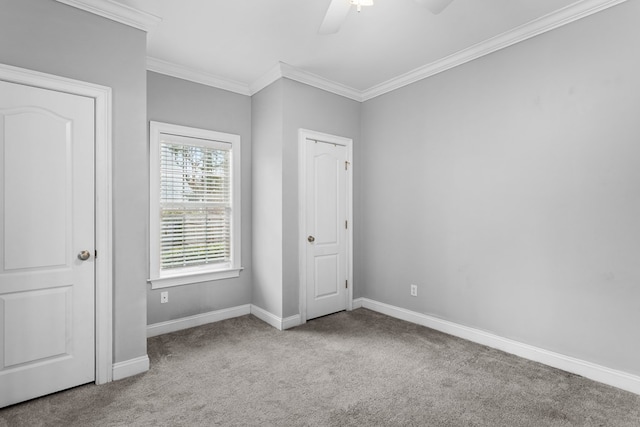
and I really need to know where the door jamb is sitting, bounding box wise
[0,63,113,384]
[298,129,353,325]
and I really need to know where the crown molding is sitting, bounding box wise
[147,57,251,96]
[250,62,363,101]
[279,63,363,102]
[361,0,630,101]
[249,63,284,95]
[55,0,161,32]
[144,0,626,101]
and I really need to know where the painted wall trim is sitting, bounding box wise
[278,63,362,102]
[249,62,362,101]
[142,0,627,103]
[112,355,150,381]
[55,0,161,32]
[250,305,283,330]
[248,63,283,96]
[147,304,252,338]
[146,304,301,338]
[355,298,640,396]
[282,314,303,330]
[361,0,630,101]
[147,57,251,96]
[250,305,301,331]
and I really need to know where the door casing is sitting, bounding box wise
[0,63,113,384]
[298,129,353,324]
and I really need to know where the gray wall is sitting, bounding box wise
[251,78,361,318]
[281,79,361,317]
[147,72,252,324]
[0,0,148,363]
[251,80,284,316]
[360,0,640,376]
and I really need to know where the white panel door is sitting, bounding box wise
[305,139,348,320]
[0,80,95,408]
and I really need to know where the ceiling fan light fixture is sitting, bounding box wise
[349,0,374,13]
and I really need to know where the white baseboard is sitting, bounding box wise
[147,304,251,338]
[250,305,281,329]
[282,314,302,330]
[112,355,150,381]
[358,298,640,396]
[352,297,364,309]
[146,303,301,339]
[250,305,301,330]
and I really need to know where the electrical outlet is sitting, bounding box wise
[410,284,418,297]
[160,291,168,304]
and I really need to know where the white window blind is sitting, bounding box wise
[149,121,241,289]
[159,138,232,270]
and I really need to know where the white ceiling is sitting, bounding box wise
[113,0,613,96]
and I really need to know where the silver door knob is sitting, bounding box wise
[307,235,315,243]
[77,250,91,261]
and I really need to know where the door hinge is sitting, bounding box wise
[95,250,98,259]
[345,160,350,170]
[345,220,348,229]
[345,280,348,289]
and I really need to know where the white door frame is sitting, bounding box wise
[298,129,353,324]
[0,63,113,384]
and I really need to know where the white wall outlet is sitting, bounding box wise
[410,284,418,297]
[160,291,168,304]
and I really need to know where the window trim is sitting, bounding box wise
[148,121,241,289]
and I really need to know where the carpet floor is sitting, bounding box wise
[1,308,639,426]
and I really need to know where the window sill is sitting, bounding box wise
[149,267,243,289]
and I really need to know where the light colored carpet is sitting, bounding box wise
[1,308,639,426]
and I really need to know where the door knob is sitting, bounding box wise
[307,235,315,243]
[77,250,91,261]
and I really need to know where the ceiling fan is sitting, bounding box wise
[319,0,455,35]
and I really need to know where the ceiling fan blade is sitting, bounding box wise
[414,0,454,15]
[319,0,351,35]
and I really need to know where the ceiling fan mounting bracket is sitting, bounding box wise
[319,0,455,35]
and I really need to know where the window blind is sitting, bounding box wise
[159,140,232,270]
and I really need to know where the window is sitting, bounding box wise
[149,121,241,288]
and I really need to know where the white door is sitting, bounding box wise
[0,80,95,408]
[305,138,349,320]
